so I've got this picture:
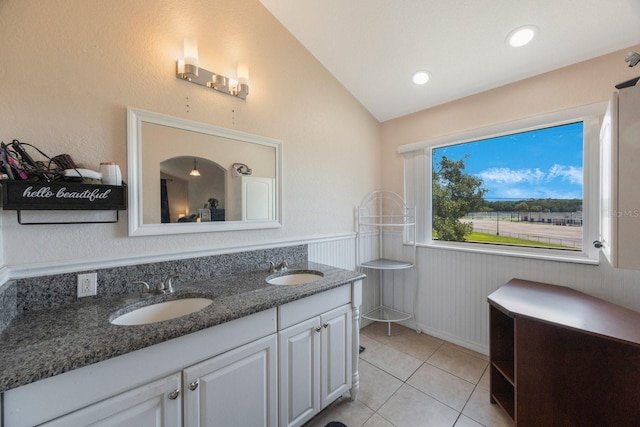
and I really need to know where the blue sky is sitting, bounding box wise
[433,122,583,201]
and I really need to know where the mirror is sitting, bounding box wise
[127,107,282,236]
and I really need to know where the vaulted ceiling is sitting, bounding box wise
[260,0,640,121]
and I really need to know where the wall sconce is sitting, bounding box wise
[176,38,249,100]
[189,158,201,177]
[232,162,252,176]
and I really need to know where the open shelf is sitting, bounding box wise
[1,180,127,224]
[362,306,413,323]
[491,391,515,420]
[360,258,414,270]
[492,361,515,386]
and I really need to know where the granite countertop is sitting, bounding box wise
[0,262,365,393]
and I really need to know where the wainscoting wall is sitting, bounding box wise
[309,234,640,354]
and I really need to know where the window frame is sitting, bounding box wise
[401,104,604,264]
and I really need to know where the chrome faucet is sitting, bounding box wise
[157,274,179,294]
[268,259,288,273]
[132,281,151,296]
[133,274,179,295]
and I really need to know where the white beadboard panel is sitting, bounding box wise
[308,235,356,270]
[415,245,640,354]
[309,233,379,323]
[310,234,640,356]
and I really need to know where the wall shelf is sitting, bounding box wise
[1,181,127,224]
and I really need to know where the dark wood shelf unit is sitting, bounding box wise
[488,279,640,426]
[491,361,514,386]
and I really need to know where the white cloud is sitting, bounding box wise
[478,164,583,200]
[477,167,545,184]
[478,164,582,185]
[547,164,582,185]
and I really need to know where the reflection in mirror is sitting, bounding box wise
[127,107,282,236]
[160,156,226,223]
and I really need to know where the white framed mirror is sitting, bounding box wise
[127,107,282,236]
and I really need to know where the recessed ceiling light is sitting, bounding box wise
[412,71,430,85]
[507,25,538,47]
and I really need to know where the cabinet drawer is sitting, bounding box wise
[278,285,351,330]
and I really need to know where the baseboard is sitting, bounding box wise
[411,321,489,356]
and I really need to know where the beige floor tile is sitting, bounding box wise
[377,384,459,427]
[359,335,422,381]
[444,341,490,362]
[357,360,403,411]
[461,386,515,427]
[362,413,396,427]
[361,321,411,338]
[311,327,505,427]
[304,397,374,427]
[407,363,475,411]
[362,323,443,361]
[454,414,484,427]
[427,343,488,384]
[477,366,490,390]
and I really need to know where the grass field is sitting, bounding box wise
[465,232,573,249]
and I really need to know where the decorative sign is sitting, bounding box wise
[1,181,127,211]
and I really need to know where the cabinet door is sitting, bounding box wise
[183,334,277,427]
[40,372,182,427]
[599,96,616,265]
[242,176,274,221]
[614,86,640,269]
[600,85,640,269]
[279,316,321,427]
[320,304,352,408]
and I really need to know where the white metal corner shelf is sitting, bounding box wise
[355,190,418,336]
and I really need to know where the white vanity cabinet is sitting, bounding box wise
[40,372,182,427]
[278,283,361,427]
[3,309,277,427]
[2,281,362,427]
[183,334,277,427]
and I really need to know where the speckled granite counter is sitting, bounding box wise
[0,262,364,393]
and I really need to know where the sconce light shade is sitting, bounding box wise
[177,38,199,79]
[183,38,199,74]
[210,74,229,90]
[236,83,249,97]
[175,38,249,100]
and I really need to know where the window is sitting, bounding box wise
[401,107,602,263]
[432,122,584,251]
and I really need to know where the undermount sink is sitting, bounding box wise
[266,271,324,286]
[111,298,213,326]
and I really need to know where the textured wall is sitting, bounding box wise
[0,0,380,268]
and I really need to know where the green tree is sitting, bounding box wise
[433,155,487,241]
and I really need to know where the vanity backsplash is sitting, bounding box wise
[0,245,307,334]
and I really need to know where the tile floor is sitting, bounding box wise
[305,322,514,427]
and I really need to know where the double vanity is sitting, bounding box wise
[0,261,364,427]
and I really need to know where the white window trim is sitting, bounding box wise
[401,103,606,265]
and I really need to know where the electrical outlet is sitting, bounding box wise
[77,273,98,298]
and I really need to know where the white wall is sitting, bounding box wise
[0,0,380,271]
